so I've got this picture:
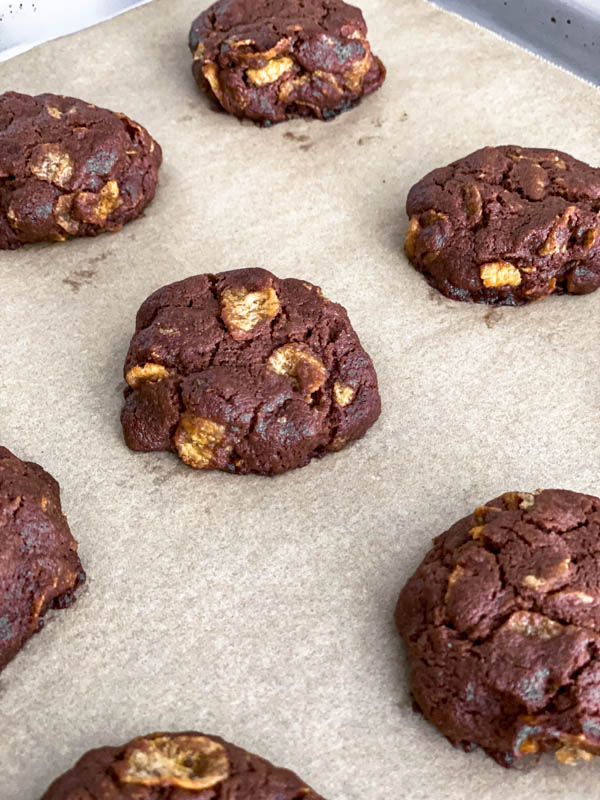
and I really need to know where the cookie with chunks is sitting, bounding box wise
[405,146,600,304]
[0,91,162,250]
[188,0,385,125]
[0,447,85,672]
[121,268,380,475]
[396,489,600,767]
[41,731,326,799]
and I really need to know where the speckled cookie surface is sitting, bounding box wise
[405,146,600,305]
[396,489,600,767]
[188,0,385,125]
[0,447,84,672]
[41,731,326,799]
[121,268,380,476]
[0,91,162,250]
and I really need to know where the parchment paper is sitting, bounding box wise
[1,1,600,798]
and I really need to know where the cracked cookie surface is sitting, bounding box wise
[405,146,600,304]
[121,268,380,476]
[395,489,600,767]
[0,91,162,250]
[0,446,85,672]
[41,730,326,799]
[188,0,385,125]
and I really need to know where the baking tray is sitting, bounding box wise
[429,0,600,86]
[1,0,600,798]
[0,0,151,62]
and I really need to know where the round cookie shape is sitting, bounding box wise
[41,731,327,799]
[396,489,600,767]
[405,146,600,304]
[0,91,162,250]
[121,268,380,476]
[0,446,85,672]
[188,0,386,125]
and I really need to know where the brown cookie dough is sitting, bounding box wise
[0,446,84,672]
[405,146,600,304]
[396,489,600,767]
[121,268,380,476]
[41,731,326,799]
[188,0,386,125]
[0,91,162,250]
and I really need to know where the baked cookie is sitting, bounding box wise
[405,146,600,304]
[188,0,385,125]
[41,731,326,799]
[121,268,380,476]
[0,447,85,672]
[0,91,162,250]
[396,489,600,767]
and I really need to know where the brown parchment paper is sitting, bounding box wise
[1,1,600,797]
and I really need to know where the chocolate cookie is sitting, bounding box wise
[41,731,326,799]
[405,146,600,304]
[0,91,162,250]
[188,0,385,125]
[121,268,380,476]
[0,447,84,672]
[396,489,600,767]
